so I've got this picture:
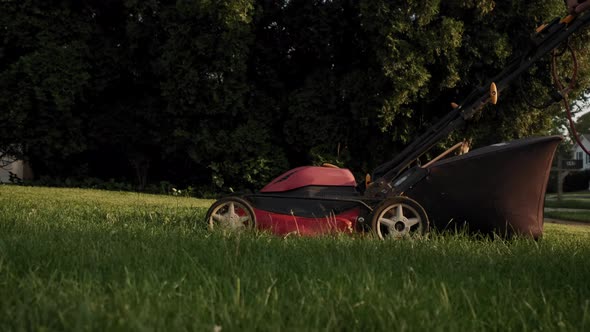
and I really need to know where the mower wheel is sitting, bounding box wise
[205,197,256,231]
[371,196,429,239]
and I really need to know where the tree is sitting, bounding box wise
[156,0,289,189]
[1,0,589,190]
[0,1,94,175]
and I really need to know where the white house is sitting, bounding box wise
[573,134,590,170]
[0,156,33,183]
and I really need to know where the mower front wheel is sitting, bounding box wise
[205,197,257,231]
[371,197,429,239]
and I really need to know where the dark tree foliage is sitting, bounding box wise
[1,0,589,190]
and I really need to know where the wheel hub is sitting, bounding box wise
[225,212,242,228]
[394,221,406,232]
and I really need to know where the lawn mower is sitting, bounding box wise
[205,13,590,239]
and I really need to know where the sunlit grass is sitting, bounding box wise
[1,185,590,331]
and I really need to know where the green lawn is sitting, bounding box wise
[1,185,590,331]
[546,191,590,200]
[544,193,590,222]
[545,210,590,223]
[545,199,590,210]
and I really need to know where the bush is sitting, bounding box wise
[563,170,590,192]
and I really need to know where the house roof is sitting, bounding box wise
[574,134,590,150]
[576,134,590,145]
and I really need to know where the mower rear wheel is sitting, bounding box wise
[371,196,429,239]
[205,197,256,231]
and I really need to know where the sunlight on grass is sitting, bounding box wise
[1,185,590,331]
[0,184,214,208]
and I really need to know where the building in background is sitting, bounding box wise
[573,134,590,171]
[0,156,33,183]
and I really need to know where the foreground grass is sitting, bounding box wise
[1,185,590,331]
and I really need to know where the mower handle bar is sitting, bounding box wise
[371,13,590,189]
